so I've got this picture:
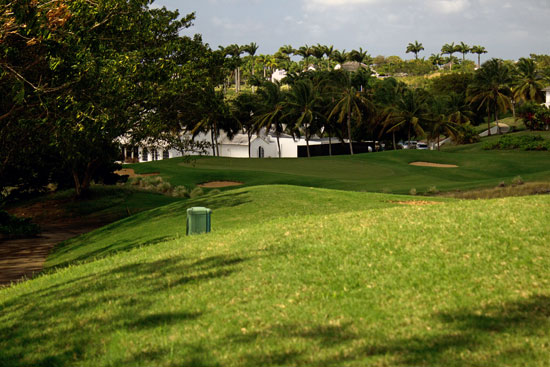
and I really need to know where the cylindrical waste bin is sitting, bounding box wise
[186,207,212,235]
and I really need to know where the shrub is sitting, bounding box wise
[0,210,41,238]
[454,124,480,144]
[208,189,222,196]
[427,186,439,195]
[190,187,204,199]
[172,186,190,198]
[482,135,550,151]
[512,176,524,186]
[409,188,417,196]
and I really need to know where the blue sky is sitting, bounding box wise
[153,0,550,61]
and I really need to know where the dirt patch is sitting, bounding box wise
[2,199,111,287]
[410,162,459,168]
[0,222,105,287]
[115,168,159,178]
[391,200,442,206]
[198,181,244,188]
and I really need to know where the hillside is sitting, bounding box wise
[1,185,549,366]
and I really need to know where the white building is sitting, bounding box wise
[544,87,550,108]
[120,131,340,163]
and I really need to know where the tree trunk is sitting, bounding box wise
[487,109,492,137]
[392,132,397,150]
[437,135,440,151]
[495,110,501,135]
[72,170,82,197]
[248,131,252,158]
[276,133,281,158]
[210,128,216,156]
[328,135,332,156]
[477,54,481,68]
[347,109,354,155]
[72,161,96,198]
[306,134,311,158]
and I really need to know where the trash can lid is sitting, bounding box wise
[187,207,212,214]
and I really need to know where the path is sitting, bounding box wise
[0,222,104,287]
[1,199,110,287]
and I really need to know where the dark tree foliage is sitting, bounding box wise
[0,0,222,198]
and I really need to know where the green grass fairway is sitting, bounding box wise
[130,143,550,194]
[1,185,549,366]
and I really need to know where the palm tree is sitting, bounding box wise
[468,58,513,135]
[456,42,470,62]
[279,44,295,57]
[406,41,424,60]
[222,44,244,93]
[513,57,545,103]
[243,42,259,91]
[328,70,374,155]
[253,81,287,157]
[231,92,259,157]
[441,42,459,70]
[385,88,430,143]
[470,45,488,68]
[283,79,324,157]
[348,47,369,63]
[296,45,314,70]
[331,49,348,66]
[311,44,326,70]
[429,53,444,68]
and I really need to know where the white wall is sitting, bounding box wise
[219,144,249,158]
[546,90,550,108]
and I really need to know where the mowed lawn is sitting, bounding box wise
[130,140,550,194]
[1,185,549,366]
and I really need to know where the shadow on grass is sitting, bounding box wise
[45,191,252,269]
[227,294,550,366]
[0,254,250,367]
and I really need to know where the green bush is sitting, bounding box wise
[0,210,41,238]
[172,186,190,198]
[190,187,204,199]
[512,176,524,186]
[482,135,550,151]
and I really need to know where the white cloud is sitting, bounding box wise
[308,0,378,4]
[429,0,471,14]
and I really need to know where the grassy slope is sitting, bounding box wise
[131,144,550,194]
[44,185,438,269]
[1,186,549,366]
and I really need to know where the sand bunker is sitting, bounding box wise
[409,162,459,168]
[115,168,159,178]
[198,181,244,188]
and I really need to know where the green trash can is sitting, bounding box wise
[186,207,212,235]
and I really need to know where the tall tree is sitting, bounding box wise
[470,45,487,68]
[230,92,260,157]
[406,41,424,60]
[457,42,471,62]
[429,53,444,68]
[441,42,459,70]
[253,81,287,157]
[328,71,374,155]
[512,57,545,103]
[0,0,219,197]
[468,59,513,135]
[284,79,324,157]
[385,88,430,143]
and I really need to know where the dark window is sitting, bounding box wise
[142,148,148,162]
[258,146,265,158]
[152,149,158,161]
[163,150,169,159]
